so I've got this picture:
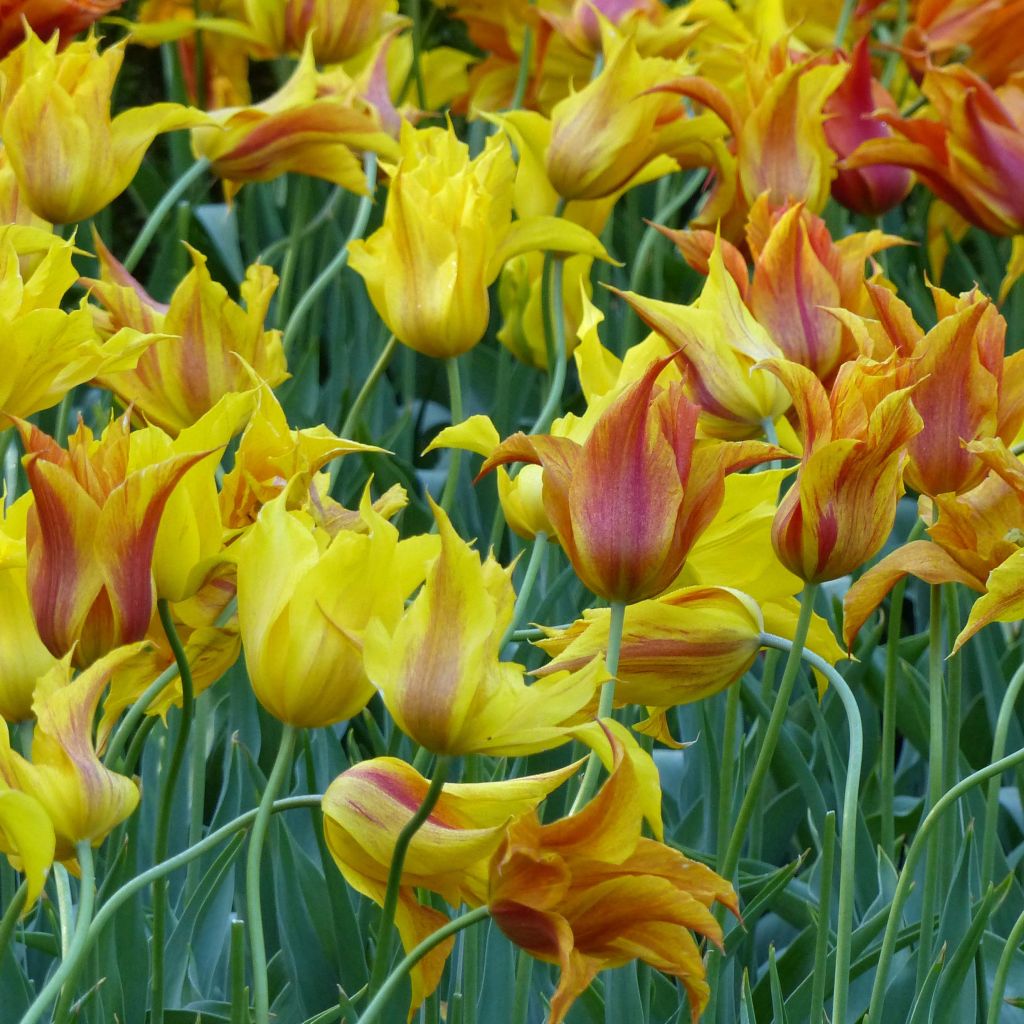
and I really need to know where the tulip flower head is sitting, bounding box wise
[0,782,54,910]
[0,0,127,59]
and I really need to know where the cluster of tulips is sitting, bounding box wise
[2,0,1024,1023]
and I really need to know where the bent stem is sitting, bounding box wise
[569,600,626,814]
[358,906,490,1024]
[150,598,197,1024]
[987,904,1024,1024]
[20,842,95,1024]
[338,334,399,441]
[247,724,299,1024]
[759,632,863,1024]
[367,756,453,999]
[865,743,1024,1024]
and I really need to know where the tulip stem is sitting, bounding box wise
[987,903,1024,1024]
[865,743,1024,1024]
[358,905,489,1024]
[531,256,567,435]
[509,23,535,111]
[123,157,211,273]
[0,880,26,968]
[150,599,197,1024]
[409,0,428,109]
[719,583,817,884]
[338,333,398,441]
[440,359,464,516]
[759,632,863,1024]
[569,600,626,814]
[833,0,857,47]
[20,842,95,1024]
[247,723,299,1024]
[715,683,741,870]
[502,531,548,647]
[284,152,378,355]
[367,755,453,1000]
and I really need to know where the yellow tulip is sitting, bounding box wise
[0,784,55,910]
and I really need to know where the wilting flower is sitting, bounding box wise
[348,120,610,358]
[13,414,209,667]
[235,487,438,728]
[0,782,54,909]
[762,357,923,584]
[0,643,146,860]
[482,355,785,601]
[488,720,737,1024]
[0,0,127,59]
[85,235,286,435]
[0,31,205,223]
[821,38,913,216]
[363,500,606,754]
[322,756,582,1012]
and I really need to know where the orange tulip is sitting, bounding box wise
[0,0,126,59]
[481,355,785,602]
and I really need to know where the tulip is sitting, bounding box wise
[348,120,612,358]
[0,783,54,909]
[364,499,606,755]
[483,354,786,602]
[0,643,147,860]
[85,236,286,435]
[236,487,438,728]
[14,414,209,667]
[0,31,205,223]
[0,0,126,59]
[322,756,582,1012]
[762,357,923,584]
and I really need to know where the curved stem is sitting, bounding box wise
[759,632,863,1024]
[150,599,196,1024]
[103,662,179,768]
[439,358,464,516]
[0,880,26,967]
[284,153,377,355]
[865,744,1024,1024]
[981,661,1024,889]
[275,175,313,329]
[719,584,818,883]
[123,158,211,273]
[19,842,95,1024]
[367,756,452,998]
[530,256,567,435]
[338,334,398,441]
[247,724,299,1024]
[357,906,489,1024]
[987,904,1024,1024]
[569,600,626,814]
[502,531,548,648]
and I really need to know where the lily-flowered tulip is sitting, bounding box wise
[0,494,59,722]
[190,41,398,201]
[322,756,582,1013]
[822,39,913,216]
[236,487,438,728]
[0,783,54,910]
[363,500,606,755]
[482,355,785,601]
[0,0,126,58]
[0,227,157,420]
[762,357,923,584]
[0,31,205,223]
[0,643,146,860]
[488,720,737,1024]
[85,236,286,435]
[348,121,611,358]
[14,414,209,667]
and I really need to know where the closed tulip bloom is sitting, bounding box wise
[0,643,147,860]
[322,756,582,1013]
[14,414,209,667]
[0,783,54,910]
[0,0,126,58]
[85,236,286,435]
[482,355,786,602]
[347,121,611,358]
[236,487,438,728]
[0,31,205,223]
[364,500,606,755]
[762,357,923,584]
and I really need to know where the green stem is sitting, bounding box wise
[530,256,567,435]
[569,600,626,814]
[275,175,314,328]
[833,0,857,47]
[150,599,197,1024]
[439,359,464,516]
[338,334,398,440]
[981,662,1024,889]
[358,906,489,1024]
[103,662,180,768]
[508,23,534,111]
[865,744,1024,1024]
[510,948,534,1024]
[881,575,908,860]
[284,153,377,355]
[501,531,548,647]
[123,158,211,273]
[367,756,452,998]
[258,187,343,263]
[759,632,863,1024]
[809,811,836,1024]
[987,904,1024,1024]
[719,584,818,883]
[715,684,741,871]
[408,0,428,109]
[0,880,26,967]
[19,842,95,1024]
[247,724,299,1024]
